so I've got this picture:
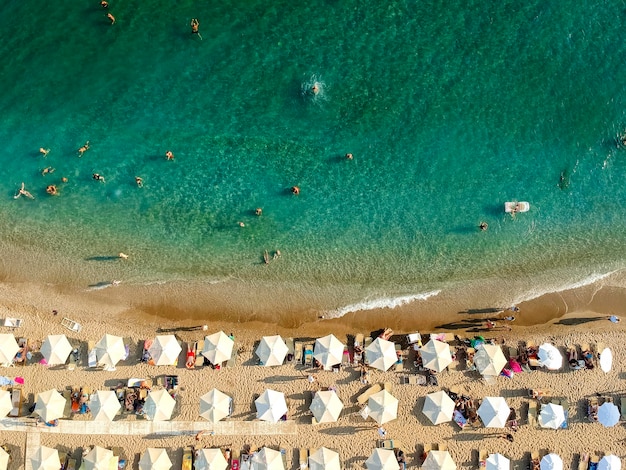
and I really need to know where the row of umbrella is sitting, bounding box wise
[31,446,117,470]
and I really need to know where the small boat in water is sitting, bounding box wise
[504,201,530,213]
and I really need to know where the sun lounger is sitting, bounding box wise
[61,318,82,333]
[240,453,251,470]
[227,346,237,368]
[294,341,303,364]
[231,449,240,470]
[87,341,97,368]
[589,454,600,470]
[67,458,78,470]
[527,400,537,426]
[280,449,288,470]
[530,452,540,470]
[342,345,350,365]
[304,344,314,366]
[3,318,23,328]
[620,397,626,421]
[357,383,382,405]
[422,444,432,464]
[363,337,373,365]
[194,340,204,367]
[353,334,364,364]
[182,447,193,470]
[478,449,488,468]
[578,454,589,470]
[286,338,295,364]
[9,388,21,417]
[299,448,308,470]
[438,443,447,452]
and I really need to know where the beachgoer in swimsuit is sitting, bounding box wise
[255,208,262,216]
[14,182,34,199]
[46,185,58,196]
[190,18,202,39]
[78,141,90,157]
[479,222,488,231]
[39,147,50,157]
[135,176,143,187]
[165,150,174,160]
[273,250,281,259]
[92,173,105,183]
[101,1,108,7]
[118,252,129,260]
[291,186,300,195]
[345,153,353,160]
[107,13,115,24]
[41,167,55,176]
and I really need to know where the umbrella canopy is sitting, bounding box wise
[365,338,397,372]
[539,403,565,429]
[365,449,399,470]
[478,397,510,428]
[41,334,72,366]
[0,334,19,364]
[486,454,510,470]
[139,448,172,470]
[0,446,9,470]
[251,447,285,470]
[598,402,620,427]
[94,334,126,368]
[599,455,621,470]
[313,334,345,370]
[368,389,398,424]
[145,389,176,421]
[34,389,66,422]
[474,344,507,377]
[194,449,228,470]
[255,389,288,423]
[421,340,453,372]
[255,336,289,366]
[30,446,61,470]
[537,343,563,370]
[422,390,455,425]
[90,390,121,421]
[0,390,13,417]
[309,448,341,470]
[423,451,456,470]
[148,335,182,366]
[199,388,232,423]
[202,332,234,365]
[600,348,613,373]
[83,446,115,470]
[540,454,563,470]
[310,390,344,423]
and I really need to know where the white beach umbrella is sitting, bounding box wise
[422,390,455,425]
[251,447,285,470]
[139,448,172,470]
[194,449,228,470]
[202,331,234,365]
[30,446,61,470]
[0,390,12,418]
[41,334,72,366]
[34,389,66,422]
[255,336,289,366]
[310,390,344,423]
[255,389,288,423]
[90,390,121,421]
[0,446,9,470]
[538,403,565,429]
[540,454,563,470]
[423,451,456,470]
[94,334,126,368]
[420,340,453,372]
[0,334,19,365]
[309,448,341,470]
[366,338,397,372]
[474,344,507,377]
[313,334,345,370]
[598,401,620,427]
[149,335,182,366]
[368,389,398,424]
[600,348,613,373]
[145,389,176,421]
[365,449,399,470]
[199,388,232,423]
[598,455,621,470]
[477,397,510,428]
[486,454,510,470]
[537,343,563,370]
[83,446,115,470]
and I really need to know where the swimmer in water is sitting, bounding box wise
[41,167,55,176]
[345,153,353,160]
[14,182,34,199]
[101,1,109,7]
[479,222,488,231]
[255,208,262,216]
[78,141,90,157]
[107,13,115,24]
[92,173,105,183]
[135,176,143,187]
[165,150,174,160]
[46,185,58,196]
[190,18,202,40]
[39,148,50,157]
[291,186,300,195]
[311,83,320,95]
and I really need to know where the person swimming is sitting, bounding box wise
[41,167,55,176]
[46,185,58,195]
[107,13,115,24]
[165,150,174,160]
[291,186,300,195]
[479,222,488,231]
[135,176,143,187]
[92,173,105,183]
[78,141,90,157]
[14,182,34,199]
[311,83,320,95]
[39,147,50,157]
[190,18,202,39]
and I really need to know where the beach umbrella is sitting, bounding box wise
[94,334,126,368]
[599,348,613,373]
[366,338,397,372]
[598,401,620,427]
[139,448,172,470]
[255,336,289,366]
[368,389,398,424]
[422,390,455,425]
[30,446,61,470]
[0,334,19,364]
[255,389,288,423]
[149,335,182,366]
[310,390,344,423]
[83,446,115,470]
[0,390,12,417]
[598,455,621,470]
[0,446,9,470]
[202,331,234,365]
[474,344,507,377]
[538,403,565,429]
[420,340,453,372]
[486,454,510,470]
[194,449,228,470]
[199,388,232,422]
[309,448,341,470]
[41,334,72,366]
[365,449,399,470]
[251,447,284,470]
[145,389,176,421]
[477,397,510,428]
[423,451,456,470]
[537,343,563,370]
[313,334,345,370]
[34,389,66,422]
[540,454,563,470]
[90,390,121,421]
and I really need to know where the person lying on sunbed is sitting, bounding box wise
[568,348,585,370]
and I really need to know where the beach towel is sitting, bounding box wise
[453,410,467,428]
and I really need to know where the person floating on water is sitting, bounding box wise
[39,147,50,157]
[190,18,202,40]
[46,185,58,196]
[311,83,320,95]
[165,150,174,160]
[92,173,105,183]
[479,221,488,231]
[291,186,300,195]
[101,1,108,7]
[78,141,90,157]
[14,182,34,199]
[345,153,353,160]
[255,208,262,216]
[41,167,55,176]
[107,13,115,24]
[135,176,143,187]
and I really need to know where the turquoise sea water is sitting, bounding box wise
[3,0,626,317]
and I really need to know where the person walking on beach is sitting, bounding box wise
[190,18,202,40]
[39,147,50,157]
[14,182,34,199]
[107,13,115,24]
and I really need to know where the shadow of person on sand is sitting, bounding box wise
[85,256,120,262]
[555,316,604,326]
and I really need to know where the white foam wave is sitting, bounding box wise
[513,270,619,304]
[326,290,441,318]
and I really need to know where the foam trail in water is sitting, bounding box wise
[326,290,441,319]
